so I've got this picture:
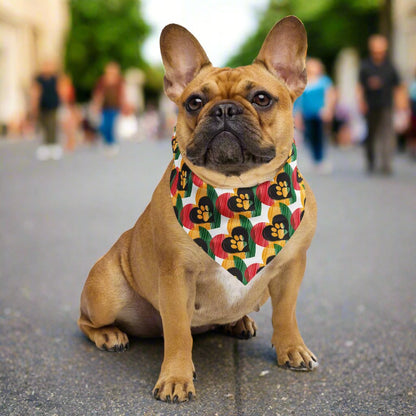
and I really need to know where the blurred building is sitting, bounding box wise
[393,0,416,83]
[0,0,69,134]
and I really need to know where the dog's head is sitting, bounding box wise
[160,16,307,187]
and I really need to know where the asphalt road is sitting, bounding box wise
[1,137,415,416]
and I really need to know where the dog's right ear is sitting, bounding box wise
[160,24,212,102]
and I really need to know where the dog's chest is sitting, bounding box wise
[169,136,306,326]
[190,262,270,327]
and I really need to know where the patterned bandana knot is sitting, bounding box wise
[170,132,306,285]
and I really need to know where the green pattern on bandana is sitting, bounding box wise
[170,132,306,285]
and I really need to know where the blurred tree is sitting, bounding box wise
[65,0,152,102]
[142,65,165,105]
[227,0,382,74]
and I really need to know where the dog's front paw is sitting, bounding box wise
[153,374,195,403]
[273,338,318,371]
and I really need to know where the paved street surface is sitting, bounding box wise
[1,137,415,416]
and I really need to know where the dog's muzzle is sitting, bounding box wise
[186,101,275,176]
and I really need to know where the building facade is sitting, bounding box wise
[0,0,69,134]
[393,0,416,84]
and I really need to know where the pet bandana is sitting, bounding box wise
[170,132,306,285]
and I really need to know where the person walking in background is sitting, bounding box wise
[58,74,81,152]
[92,62,126,156]
[407,71,416,159]
[294,58,336,174]
[31,60,62,161]
[357,35,401,175]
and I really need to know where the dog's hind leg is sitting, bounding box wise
[78,232,134,352]
[217,315,257,339]
[78,258,131,351]
[79,320,130,352]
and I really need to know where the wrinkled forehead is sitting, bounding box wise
[186,66,290,100]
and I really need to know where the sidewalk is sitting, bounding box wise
[1,139,415,415]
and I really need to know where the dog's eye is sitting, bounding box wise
[251,92,272,108]
[185,96,204,113]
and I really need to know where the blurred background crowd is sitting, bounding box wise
[0,0,415,170]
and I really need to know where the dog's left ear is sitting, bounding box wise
[254,16,307,99]
[160,24,212,102]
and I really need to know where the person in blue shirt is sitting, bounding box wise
[294,58,336,173]
[407,71,416,158]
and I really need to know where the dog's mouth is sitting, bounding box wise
[186,127,275,176]
[206,130,244,164]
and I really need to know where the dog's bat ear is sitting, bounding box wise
[160,24,212,102]
[254,16,307,99]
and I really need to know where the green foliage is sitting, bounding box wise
[227,0,381,74]
[65,0,150,102]
[142,65,164,104]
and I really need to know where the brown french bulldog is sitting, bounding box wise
[78,15,318,403]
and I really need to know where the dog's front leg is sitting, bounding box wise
[269,254,318,371]
[153,265,196,403]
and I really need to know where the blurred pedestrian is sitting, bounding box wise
[92,62,126,155]
[80,104,99,144]
[58,74,81,152]
[357,35,401,174]
[407,71,416,159]
[393,83,411,152]
[31,60,62,161]
[294,57,336,173]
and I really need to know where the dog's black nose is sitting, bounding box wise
[210,101,243,119]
